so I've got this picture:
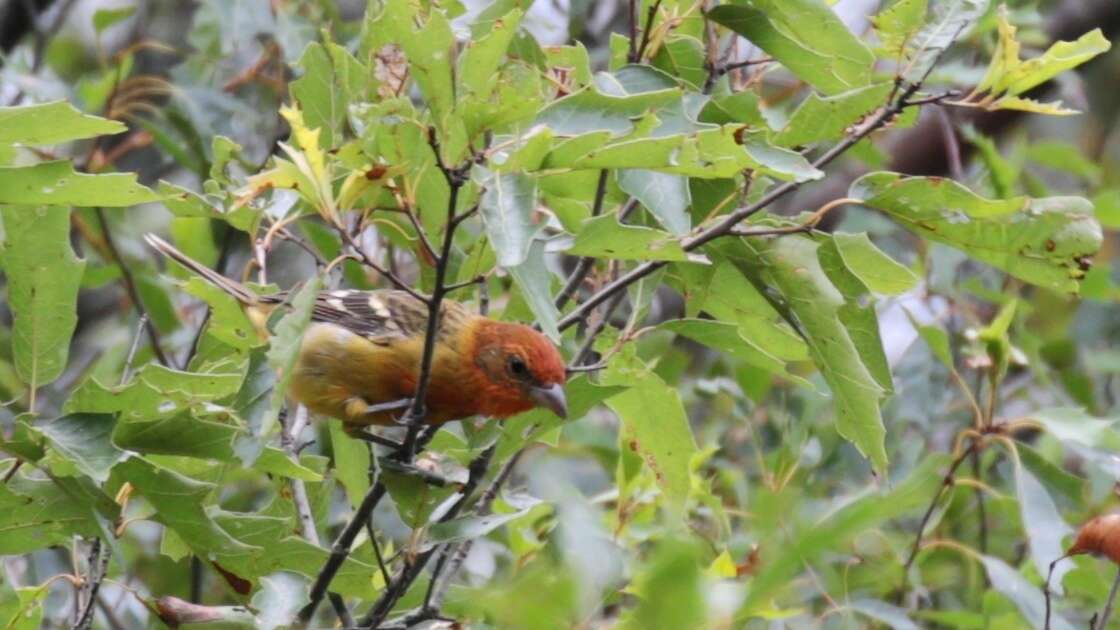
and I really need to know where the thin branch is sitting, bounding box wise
[713,57,774,76]
[555,169,610,309]
[627,0,638,62]
[1045,555,1067,630]
[358,445,497,628]
[1097,568,1120,630]
[94,208,172,367]
[572,290,626,367]
[73,311,151,628]
[936,106,964,181]
[74,537,109,630]
[334,226,431,304]
[299,483,388,623]
[423,447,529,614]
[896,439,977,600]
[970,447,989,555]
[634,0,664,62]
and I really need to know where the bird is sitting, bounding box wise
[145,235,568,438]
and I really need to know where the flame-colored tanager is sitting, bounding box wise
[146,235,568,433]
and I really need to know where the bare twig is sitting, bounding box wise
[74,538,110,630]
[334,226,430,304]
[897,439,977,600]
[1097,568,1120,630]
[713,57,774,76]
[627,0,638,62]
[357,445,498,628]
[634,0,664,62]
[94,208,172,367]
[555,170,610,309]
[1044,555,1067,630]
[423,447,529,613]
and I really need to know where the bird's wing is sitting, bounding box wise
[308,289,472,347]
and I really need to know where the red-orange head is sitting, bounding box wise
[465,319,567,420]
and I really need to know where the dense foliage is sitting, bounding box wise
[0,0,1119,627]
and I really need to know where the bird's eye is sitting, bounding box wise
[508,356,528,377]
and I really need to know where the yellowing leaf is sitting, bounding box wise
[964,6,1111,115]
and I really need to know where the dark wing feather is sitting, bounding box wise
[304,289,474,347]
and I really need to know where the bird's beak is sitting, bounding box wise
[530,383,568,419]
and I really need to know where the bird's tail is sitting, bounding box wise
[144,234,258,305]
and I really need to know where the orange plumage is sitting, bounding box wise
[145,236,568,432]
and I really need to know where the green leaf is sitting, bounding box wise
[566,214,689,261]
[651,36,707,89]
[741,453,950,611]
[0,206,86,387]
[424,502,538,549]
[741,137,824,182]
[92,6,135,34]
[459,9,524,104]
[0,101,125,146]
[832,232,919,295]
[328,421,371,507]
[619,540,705,630]
[605,357,697,513]
[115,457,257,556]
[33,413,127,483]
[0,584,45,630]
[707,0,874,95]
[480,171,540,267]
[616,170,691,235]
[0,476,110,553]
[772,83,894,147]
[290,41,367,149]
[1017,442,1085,504]
[724,235,889,472]
[243,277,322,464]
[1024,407,1117,447]
[903,0,988,82]
[0,161,162,206]
[181,277,262,350]
[850,172,1102,293]
[1011,459,1073,595]
[536,76,681,136]
[507,239,560,342]
[974,7,1111,114]
[815,237,894,394]
[905,311,954,369]
[213,511,377,599]
[872,0,928,58]
[847,599,919,630]
[112,414,321,481]
[674,260,809,363]
[660,319,809,386]
[979,554,1074,630]
[252,572,309,630]
[392,6,456,135]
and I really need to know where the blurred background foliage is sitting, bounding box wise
[0,0,1119,628]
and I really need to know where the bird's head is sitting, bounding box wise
[467,320,568,420]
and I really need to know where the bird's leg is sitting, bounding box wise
[341,397,414,449]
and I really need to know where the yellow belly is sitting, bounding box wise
[286,323,469,427]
